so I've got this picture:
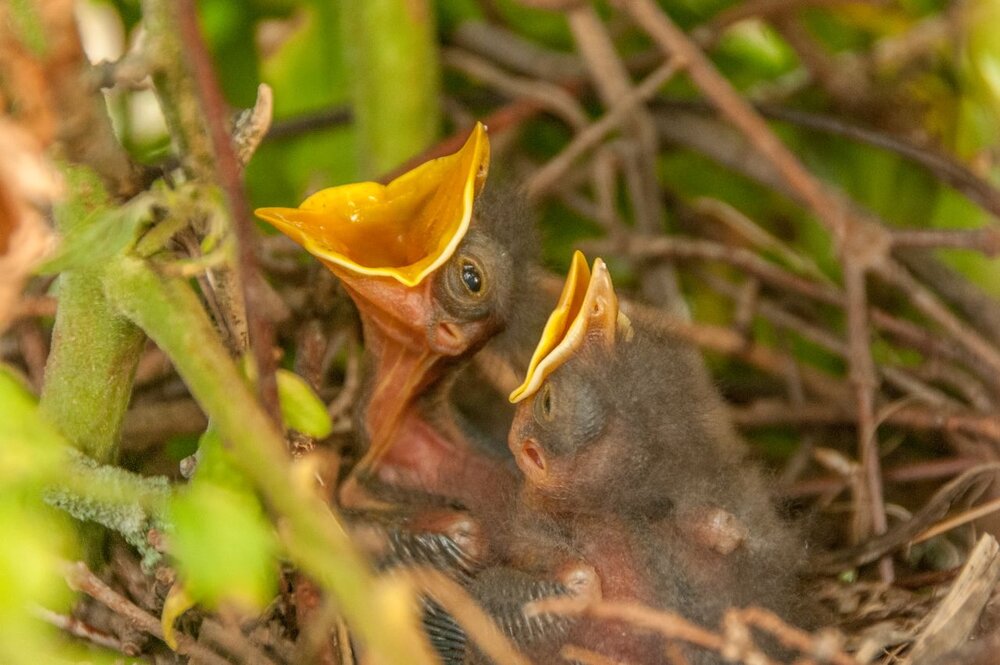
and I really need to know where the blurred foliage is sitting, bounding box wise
[0,367,113,664]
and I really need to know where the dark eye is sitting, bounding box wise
[461,261,482,293]
[539,384,553,420]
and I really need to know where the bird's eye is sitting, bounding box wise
[461,261,483,294]
[539,384,554,420]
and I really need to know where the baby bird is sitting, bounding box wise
[451,252,807,664]
[256,123,549,525]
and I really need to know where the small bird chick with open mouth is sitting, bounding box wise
[443,252,809,664]
[256,124,553,568]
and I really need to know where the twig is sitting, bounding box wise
[19,0,144,199]
[10,295,57,322]
[654,98,1000,224]
[694,0,886,48]
[913,496,1000,545]
[527,596,724,653]
[781,457,980,498]
[232,83,274,169]
[731,399,1000,442]
[173,0,280,422]
[726,607,853,665]
[586,236,961,366]
[122,398,207,452]
[844,262,892,579]
[897,249,1000,349]
[328,337,362,425]
[15,320,48,391]
[906,535,1000,665]
[199,616,281,665]
[620,0,860,242]
[811,464,1000,572]
[893,228,1000,256]
[264,106,353,141]
[527,59,683,199]
[63,560,231,665]
[443,47,588,129]
[451,21,586,81]
[564,3,687,312]
[874,260,1000,381]
[32,605,125,653]
[561,644,631,665]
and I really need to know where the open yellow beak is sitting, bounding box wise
[255,122,490,287]
[509,251,628,403]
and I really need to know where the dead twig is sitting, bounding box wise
[174,0,280,422]
[63,561,230,665]
[812,464,1000,573]
[527,59,684,199]
[906,535,1000,665]
[32,605,126,653]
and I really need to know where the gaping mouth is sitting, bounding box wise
[255,122,490,287]
[509,251,629,403]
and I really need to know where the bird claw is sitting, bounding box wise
[557,562,602,605]
[683,506,749,556]
[410,509,487,563]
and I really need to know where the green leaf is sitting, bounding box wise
[169,481,279,610]
[38,198,153,275]
[277,369,333,437]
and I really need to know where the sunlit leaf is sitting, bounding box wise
[277,369,333,437]
[169,480,279,610]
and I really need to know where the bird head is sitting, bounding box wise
[256,123,528,468]
[507,252,721,518]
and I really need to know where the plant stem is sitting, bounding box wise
[341,0,441,177]
[39,269,144,463]
[102,256,434,665]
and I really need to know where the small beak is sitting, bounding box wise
[509,252,626,403]
[255,122,490,287]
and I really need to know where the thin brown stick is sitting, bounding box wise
[561,644,632,665]
[63,561,230,665]
[913,496,1000,544]
[10,295,57,322]
[731,399,1000,442]
[874,260,1000,380]
[174,0,280,422]
[727,608,854,665]
[443,47,588,129]
[451,21,586,81]
[32,605,126,652]
[528,596,725,653]
[782,457,980,498]
[621,0,862,243]
[892,228,1000,255]
[843,262,892,580]
[811,464,1000,572]
[527,59,683,199]
[589,235,973,373]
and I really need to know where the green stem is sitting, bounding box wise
[103,256,433,665]
[39,270,144,463]
[341,0,441,177]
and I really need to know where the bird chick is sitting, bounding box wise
[256,123,548,525]
[492,252,807,662]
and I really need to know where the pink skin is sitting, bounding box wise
[333,267,514,516]
[508,395,736,663]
